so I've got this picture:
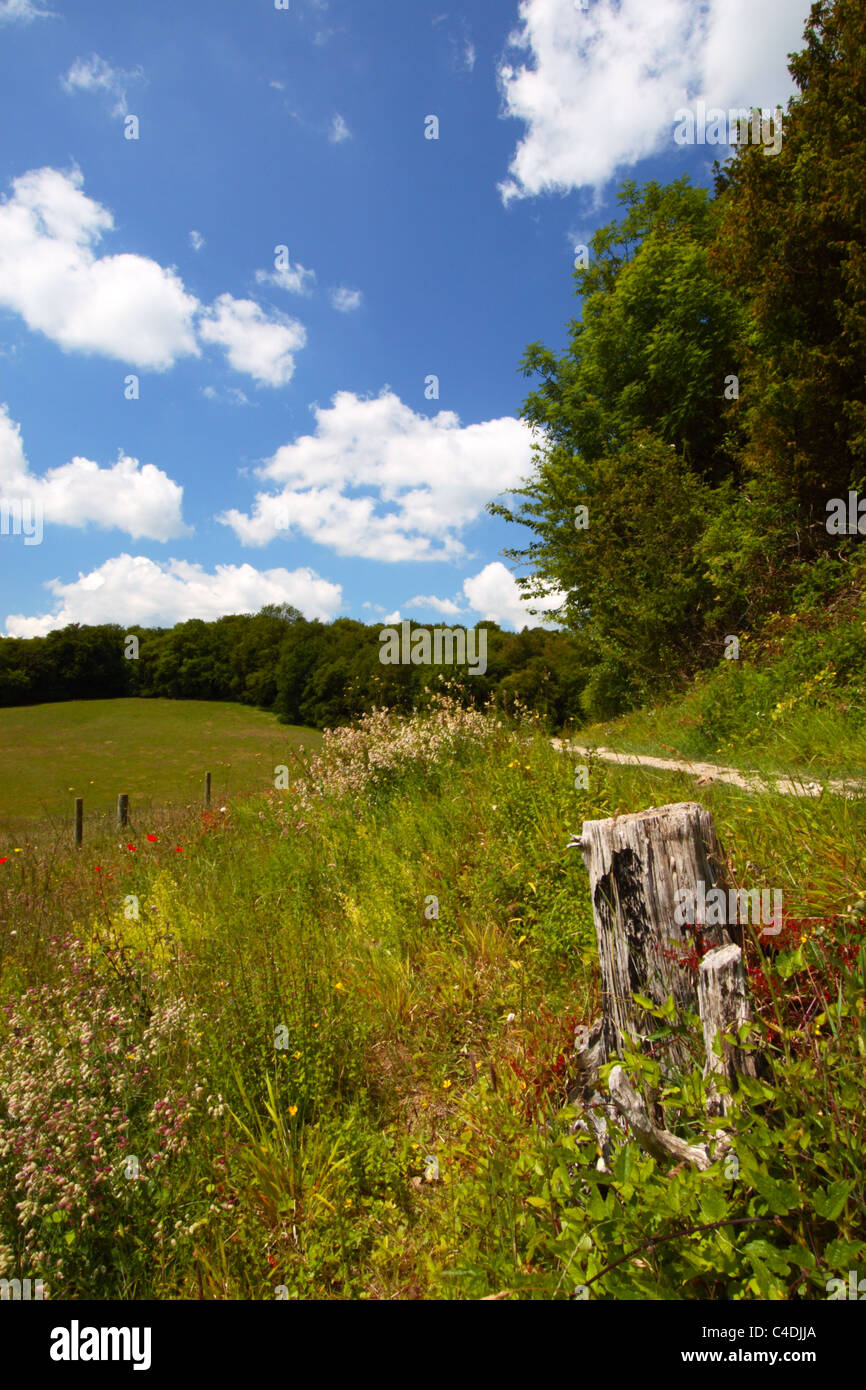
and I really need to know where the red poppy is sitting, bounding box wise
[175,846,183,853]
[0,858,6,865]
[147,834,158,843]
[127,844,136,852]
[95,866,102,873]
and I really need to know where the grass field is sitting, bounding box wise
[0,699,320,833]
[0,694,863,1299]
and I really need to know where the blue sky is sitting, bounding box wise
[0,0,810,637]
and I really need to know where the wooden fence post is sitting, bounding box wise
[74,797,83,847]
[117,793,129,828]
[204,772,211,809]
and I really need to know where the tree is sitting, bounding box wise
[704,0,866,619]
[491,179,742,694]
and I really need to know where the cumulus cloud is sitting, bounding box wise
[329,113,351,143]
[62,54,144,119]
[0,0,55,24]
[255,259,316,295]
[0,167,311,384]
[0,404,189,540]
[403,593,465,617]
[4,554,343,637]
[218,389,535,562]
[329,286,361,312]
[498,0,809,201]
[189,229,205,252]
[196,294,306,387]
[0,166,200,369]
[462,562,564,630]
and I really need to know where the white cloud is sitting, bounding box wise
[4,554,343,637]
[0,167,308,384]
[0,0,55,24]
[383,609,400,625]
[62,54,144,119]
[255,260,316,295]
[0,403,190,540]
[197,293,306,387]
[218,389,535,562]
[270,80,286,91]
[189,229,205,252]
[497,0,809,201]
[201,385,253,406]
[329,286,362,312]
[329,113,352,143]
[0,166,200,369]
[463,562,564,630]
[403,593,464,617]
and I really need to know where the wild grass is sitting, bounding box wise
[0,696,863,1298]
[579,557,866,781]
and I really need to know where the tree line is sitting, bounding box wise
[0,608,587,729]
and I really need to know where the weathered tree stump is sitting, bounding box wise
[568,801,769,1170]
[698,943,767,1115]
[575,802,736,1074]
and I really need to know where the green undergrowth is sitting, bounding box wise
[0,699,863,1298]
[579,554,866,782]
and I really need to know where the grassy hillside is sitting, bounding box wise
[578,556,866,782]
[0,699,320,832]
[0,697,863,1299]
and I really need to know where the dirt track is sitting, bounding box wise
[551,741,863,799]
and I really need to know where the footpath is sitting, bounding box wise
[551,741,864,799]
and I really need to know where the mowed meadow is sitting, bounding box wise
[0,694,865,1299]
[0,699,319,835]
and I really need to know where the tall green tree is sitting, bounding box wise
[491,178,744,708]
[704,0,866,619]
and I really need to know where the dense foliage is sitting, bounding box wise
[0,607,585,730]
[493,0,866,717]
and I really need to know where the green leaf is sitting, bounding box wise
[750,1171,799,1215]
[812,1180,854,1222]
[825,1238,866,1270]
[699,1185,728,1223]
[744,1239,792,1275]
